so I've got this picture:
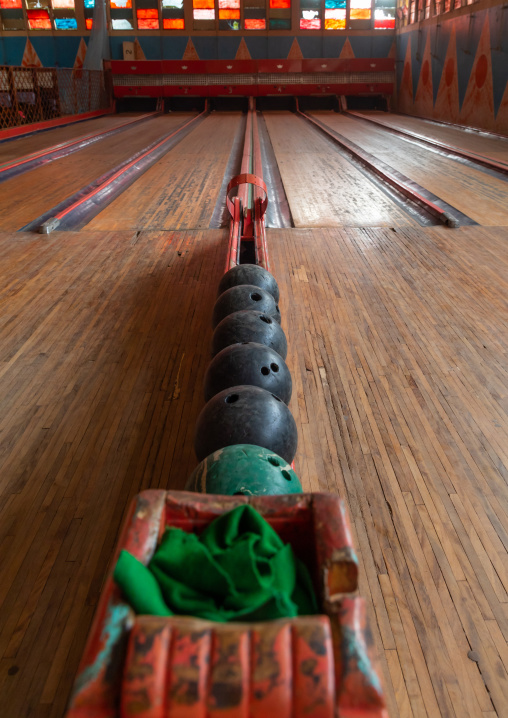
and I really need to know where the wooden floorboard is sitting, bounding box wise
[356,111,508,165]
[264,112,420,228]
[86,112,241,231]
[0,222,507,718]
[0,114,191,231]
[0,113,145,164]
[312,112,508,226]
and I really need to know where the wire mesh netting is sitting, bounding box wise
[0,66,111,130]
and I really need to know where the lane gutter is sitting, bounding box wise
[21,110,208,234]
[346,111,508,179]
[0,111,161,185]
[297,104,474,228]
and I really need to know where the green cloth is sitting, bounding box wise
[114,504,317,622]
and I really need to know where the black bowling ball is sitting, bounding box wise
[212,285,276,329]
[204,342,292,404]
[212,310,288,359]
[218,264,280,303]
[194,385,298,464]
[271,304,281,324]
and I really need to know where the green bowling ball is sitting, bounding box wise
[185,444,303,496]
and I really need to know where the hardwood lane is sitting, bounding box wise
[85,112,242,232]
[1,223,507,717]
[264,111,420,229]
[0,113,146,164]
[0,114,194,231]
[313,112,508,226]
[355,111,508,165]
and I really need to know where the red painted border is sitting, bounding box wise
[0,104,116,142]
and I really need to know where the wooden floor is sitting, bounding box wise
[86,112,241,231]
[0,114,191,231]
[0,113,144,164]
[313,112,508,226]
[1,221,508,717]
[357,111,508,164]
[264,112,420,228]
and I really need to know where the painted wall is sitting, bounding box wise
[0,31,396,67]
[396,3,508,133]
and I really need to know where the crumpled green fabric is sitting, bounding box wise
[114,504,317,622]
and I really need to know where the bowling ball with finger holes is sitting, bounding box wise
[212,310,288,359]
[204,342,292,404]
[218,264,280,303]
[212,285,276,329]
[185,444,302,496]
[194,385,298,464]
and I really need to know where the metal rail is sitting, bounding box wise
[225,100,269,271]
[346,111,508,178]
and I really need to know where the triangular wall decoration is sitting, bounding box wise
[235,38,252,60]
[433,25,460,124]
[459,17,494,131]
[134,38,146,60]
[182,38,200,61]
[388,39,396,60]
[74,38,88,71]
[338,38,355,60]
[21,39,43,68]
[413,31,433,118]
[287,38,303,60]
[397,36,413,115]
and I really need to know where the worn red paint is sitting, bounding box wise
[65,491,387,718]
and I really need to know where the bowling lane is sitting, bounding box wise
[0,113,146,164]
[86,112,242,232]
[0,114,193,231]
[313,112,508,226]
[355,111,508,165]
[263,112,419,229]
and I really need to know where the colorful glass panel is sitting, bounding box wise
[219,8,239,17]
[193,0,214,7]
[163,17,184,26]
[244,17,265,26]
[300,17,320,27]
[137,7,159,27]
[350,0,371,17]
[269,17,290,27]
[27,8,51,27]
[110,0,131,7]
[324,7,345,25]
[374,16,394,25]
[54,16,77,27]
[269,0,290,6]
[0,0,22,8]
[52,0,74,7]
[111,17,134,26]
[138,17,158,26]
[193,7,214,17]
[162,0,182,6]
[325,0,345,6]
[219,0,239,6]
[85,16,93,26]
[84,0,94,6]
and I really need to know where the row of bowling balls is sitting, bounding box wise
[187,263,302,496]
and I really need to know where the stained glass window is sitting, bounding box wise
[244,17,265,26]
[52,0,74,7]
[162,0,184,28]
[137,7,159,27]
[110,0,131,7]
[0,0,22,7]
[84,0,94,6]
[85,16,93,26]
[324,8,345,26]
[27,8,51,27]
[219,0,240,27]
[54,16,77,26]
[300,0,321,28]
[193,0,214,26]
[111,16,134,26]
[374,0,395,26]
[350,0,371,19]
[193,8,214,17]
